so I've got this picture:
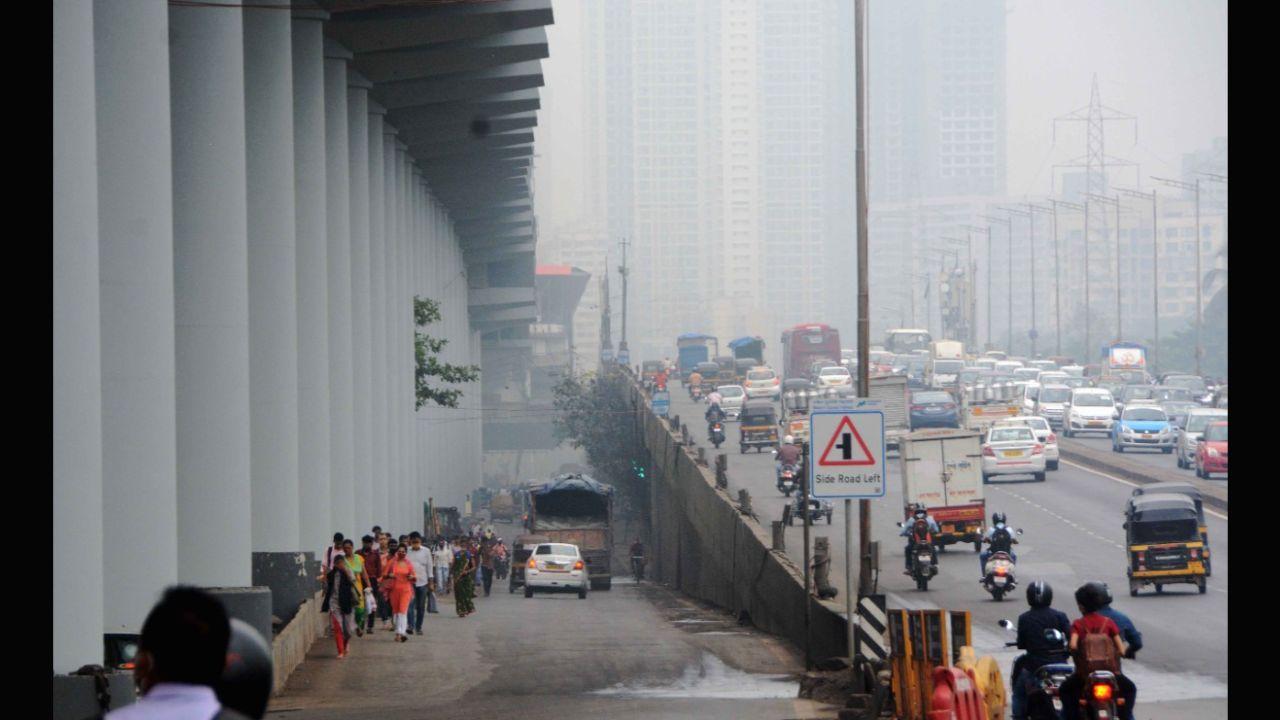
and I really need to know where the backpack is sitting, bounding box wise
[990,526,1012,553]
[1077,623,1121,675]
[912,519,932,545]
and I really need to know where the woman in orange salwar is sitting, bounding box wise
[381,544,417,642]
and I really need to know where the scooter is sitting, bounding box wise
[776,463,798,496]
[691,384,704,401]
[709,421,725,449]
[980,529,1022,601]
[897,522,938,591]
[999,620,1073,720]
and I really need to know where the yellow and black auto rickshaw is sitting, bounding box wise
[1131,482,1211,576]
[1124,493,1207,596]
[739,400,779,453]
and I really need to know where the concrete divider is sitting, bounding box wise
[1058,440,1227,513]
[635,382,849,662]
[270,590,324,695]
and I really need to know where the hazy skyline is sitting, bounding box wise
[533,0,1228,233]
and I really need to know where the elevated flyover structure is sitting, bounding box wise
[53,0,552,688]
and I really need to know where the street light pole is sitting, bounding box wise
[962,224,991,350]
[1085,193,1123,343]
[980,215,1013,351]
[1117,187,1158,372]
[999,206,1034,356]
[1041,200,1081,360]
[1153,177,1203,375]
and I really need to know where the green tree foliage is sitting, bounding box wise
[414,296,480,409]
[551,368,651,520]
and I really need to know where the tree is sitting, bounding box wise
[414,296,480,409]
[551,367,650,522]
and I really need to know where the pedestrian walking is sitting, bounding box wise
[381,544,417,642]
[405,532,435,635]
[479,539,496,597]
[321,554,358,658]
[342,539,370,636]
[377,534,394,630]
[434,538,453,592]
[358,535,382,633]
[494,539,509,580]
[451,541,477,617]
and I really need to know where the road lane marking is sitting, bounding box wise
[1060,459,1228,521]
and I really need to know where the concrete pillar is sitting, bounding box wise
[244,0,310,623]
[382,126,401,532]
[292,5,331,557]
[94,0,179,634]
[396,145,412,531]
[54,0,104,673]
[368,103,388,527]
[170,0,252,587]
[348,71,373,534]
[324,38,355,537]
[412,173,424,512]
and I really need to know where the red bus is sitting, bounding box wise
[781,324,842,380]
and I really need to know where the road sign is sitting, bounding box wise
[809,408,886,498]
[652,391,670,417]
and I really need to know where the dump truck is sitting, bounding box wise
[899,428,986,551]
[527,473,615,590]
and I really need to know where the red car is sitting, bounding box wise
[1195,421,1228,478]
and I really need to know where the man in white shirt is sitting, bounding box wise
[405,532,435,635]
[106,586,252,720]
[433,539,454,592]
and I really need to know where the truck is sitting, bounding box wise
[728,336,766,365]
[926,340,965,391]
[526,473,615,590]
[960,381,1022,431]
[489,491,516,523]
[676,333,719,381]
[899,428,986,551]
[1102,342,1147,383]
[869,374,910,453]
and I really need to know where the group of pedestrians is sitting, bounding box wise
[318,525,510,657]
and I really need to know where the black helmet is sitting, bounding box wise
[1074,582,1107,614]
[216,618,273,719]
[914,503,928,515]
[1026,581,1053,608]
[992,512,1007,526]
[1084,580,1112,607]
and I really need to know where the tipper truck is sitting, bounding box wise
[899,428,986,551]
[527,473,615,590]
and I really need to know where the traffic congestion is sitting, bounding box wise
[642,324,1227,717]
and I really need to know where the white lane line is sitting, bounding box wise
[1060,459,1228,521]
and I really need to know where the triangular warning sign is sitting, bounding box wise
[818,416,876,466]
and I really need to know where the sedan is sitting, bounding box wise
[994,416,1059,470]
[1111,406,1175,453]
[1195,421,1228,478]
[523,543,589,599]
[715,384,746,420]
[1159,401,1199,430]
[816,365,854,390]
[981,425,1047,482]
[909,391,960,429]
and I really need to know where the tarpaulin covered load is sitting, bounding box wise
[530,473,614,524]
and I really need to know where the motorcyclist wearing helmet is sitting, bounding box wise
[705,401,726,425]
[980,511,1018,576]
[1059,583,1137,720]
[900,504,940,573]
[1093,581,1143,659]
[1009,581,1072,720]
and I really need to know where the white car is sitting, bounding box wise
[1063,388,1116,437]
[1021,381,1041,415]
[981,425,1047,482]
[715,384,746,420]
[1036,371,1069,386]
[994,416,1059,470]
[1175,408,1229,469]
[744,367,781,399]
[1034,385,1072,429]
[816,366,853,390]
[523,543,589,599]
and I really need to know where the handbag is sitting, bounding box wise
[364,586,377,613]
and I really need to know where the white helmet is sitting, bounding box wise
[784,435,795,444]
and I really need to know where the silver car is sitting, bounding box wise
[1176,408,1229,469]
[715,384,746,420]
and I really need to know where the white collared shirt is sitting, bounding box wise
[405,545,434,587]
[105,682,221,720]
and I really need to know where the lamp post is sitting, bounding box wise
[1116,187,1158,372]
[979,214,1013,352]
[939,236,972,346]
[962,224,992,351]
[1152,177,1201,375]
[1084,193,1123,344]
[998,206,1034,356]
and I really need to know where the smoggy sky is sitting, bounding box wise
[533,0,1228,230]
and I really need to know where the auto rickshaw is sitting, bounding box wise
[641,360,665,390]
[739,400,779,453]
[509,533,551,593]
[714,355,736,381]
[1131,482,1211,576]
[780,381,814,444]
[1123,493,1207,596]
[695,361,722,395]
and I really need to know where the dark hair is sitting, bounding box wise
[409,531,422,540]
[139,586,231,686]
[361,534,374,543]
[342,539,354,547]
[372,526,382,533]
[1074,583,1105,614]
[333,532,344,543]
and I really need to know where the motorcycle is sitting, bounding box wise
[691,384,704,401]
[709,421,725,449]
[631,555,646,582]
[495,556,510,580]
[776,463,798,496]
[999,621,1074,720]
[898,522,938,591]
[981,528,1022,601]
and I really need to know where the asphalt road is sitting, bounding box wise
[670,387,1228,717]
[1060,432,1229,480]
[268,548,838,720]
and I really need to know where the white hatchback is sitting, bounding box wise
[744,367,781,399]
[981,425,1047,482]
[715,384,746,420]
[994,416,1059,470]
[523,543,589,599]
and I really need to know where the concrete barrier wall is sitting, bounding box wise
[634,382,848,662]
[271,590,324,695]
